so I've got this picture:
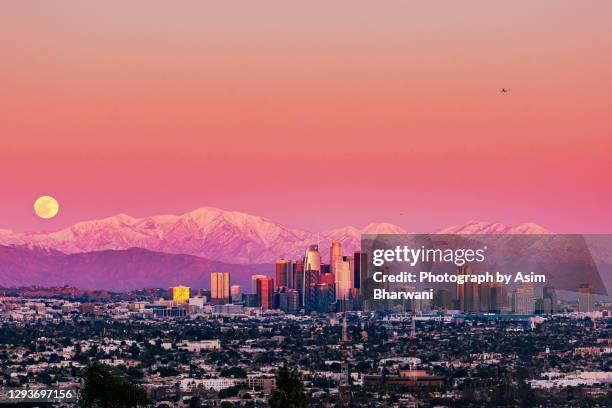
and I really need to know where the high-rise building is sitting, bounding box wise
[292,260,303,290]
[542,284,557,314]
[335,259,353,300]
[354,251,367,290]
[277,287,299,314]
[578,283,594,312]
[210,272,231,305]
[171,286,190,304]
[478,282,491,312]
[255,277,274,310]
[251,274,267,294]
[230,285,241,301]
[330,240,343,275]
[490,282,508,313]
[304,244,321,271]
[275,259,292,289]
[457,266,478,312]
[512,284,535,315]
[302,245,322,310]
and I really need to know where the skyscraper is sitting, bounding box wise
[457,266,478,312]
[304,244,321,271]
[335,259,353,300]
[353,251,367,290]
[490,282,509,313]
[251,274,267,294]
[542,284,557,314]
[275,259,292,289]
[302,244,321,310]
[478,282,491,312]
[578,283,594,312]
[256,277,274,310]
[512,284,535,315]
[330,240,343,275]
[210,272,231,305]
[292,259,303,290]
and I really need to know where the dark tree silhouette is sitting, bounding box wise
[268,364,308,408]
[80,361,150,407]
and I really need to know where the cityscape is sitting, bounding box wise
[1,240,610,407]
[2,2,612,407]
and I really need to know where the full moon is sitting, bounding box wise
[34,195,60,219]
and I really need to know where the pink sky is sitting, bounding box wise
[1,1,611,233]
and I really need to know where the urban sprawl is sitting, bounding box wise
[0,241,610,407]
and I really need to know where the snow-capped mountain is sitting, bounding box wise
[436,220,552,235]
[0,207,549,264]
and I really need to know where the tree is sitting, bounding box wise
[80,361,150,407]
[268,365,308,408]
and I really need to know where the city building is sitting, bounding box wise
[578,283,594,312]
[302,245,322,310]
[251,274,267,294]
[210,272,231,305]
[354,251,367,290]
[170,286,190,304]
[255,276,274,310]
[513,284,535,315]
[542,284,557,314]
[335,259,353,300]
[276,288,299,314]
[275,259,293,289]
[330,240,343,275]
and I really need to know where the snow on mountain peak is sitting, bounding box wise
[0,207,552,264]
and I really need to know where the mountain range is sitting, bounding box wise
[0,206,564,291]
[0,206,550,264]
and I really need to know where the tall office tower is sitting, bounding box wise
[512,284,535,315]
[293,259,304,306]
[542,284,557,314]
[302,245,322,309]
[255,277,274,310]
[578,283,594,312]
[353,251,367,290]
[335,259,353,300]
[304,269,320,311]
[171,286,190,304]
[478,282,491,312]
[210,272,231,305]
[330,240,343,275]
[275,259,292,289]
[490,282,509,313]
[343,255,354,278]
[292,260,303,290]
[230,285,241,301]
[457,266,478,312]
[251,274,267,294]
[304,244,322,271]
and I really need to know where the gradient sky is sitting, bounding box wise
[1,1,611,233]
